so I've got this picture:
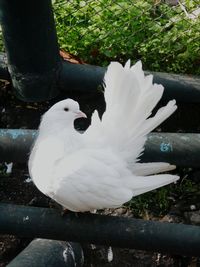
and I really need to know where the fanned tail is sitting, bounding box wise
[101,60,177,162]
[83,60,179,202]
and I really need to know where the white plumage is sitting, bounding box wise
[29,60,179,212]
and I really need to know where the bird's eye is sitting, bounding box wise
[64,107,69,112]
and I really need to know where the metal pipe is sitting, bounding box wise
[59,61,105,93]
[0,129,199,167]
[7,239,84,267]
[148,71,200,103]
[0,203,200,256]
[0,0,61,101]
[0,51,200,103]
[60,62,200,103]
[0,129,37,162]
[141,132,200,167]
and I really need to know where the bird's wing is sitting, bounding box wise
[49,149,178,212]
[50,149,133,211]
[84,61,177,168]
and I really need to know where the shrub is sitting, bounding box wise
[53,0,200,74]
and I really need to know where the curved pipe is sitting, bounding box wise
[7,239,84,267]
[0,0,61,101]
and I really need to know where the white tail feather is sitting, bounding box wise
[131,162,176,176]
[127,174,179,197]
[84,60,177,178]
[101,61,177,162]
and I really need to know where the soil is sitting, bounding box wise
[0,80,200,266]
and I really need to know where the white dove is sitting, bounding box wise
[29,60,179,212]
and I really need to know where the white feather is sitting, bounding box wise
[132,162,176,176]
[85,61,177,164]
[29,60,179,212]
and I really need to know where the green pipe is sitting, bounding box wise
[142,132,199,167]
[147,71,200,103]
[0,203,200,256]
[0,129,37,162]
[59,61,105,93]
[0,0,61,101]
[0,129,199,167]
[7,239,84,267]
[0,51,200,103]
[60,61,200,103]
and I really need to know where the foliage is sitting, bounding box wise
[0,1,199,74]
[53,0,200,74]
[127,186,172,217]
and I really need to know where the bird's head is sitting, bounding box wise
[48,98,87,120]
[40,99,87,133]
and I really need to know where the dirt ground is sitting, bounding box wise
[0,80,200,266]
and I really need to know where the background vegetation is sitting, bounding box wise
[53,0,200,74]
[0,1,199,74]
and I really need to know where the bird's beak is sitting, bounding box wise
[75,110,87,119]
